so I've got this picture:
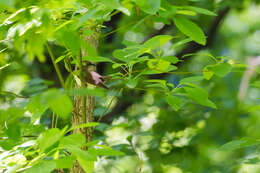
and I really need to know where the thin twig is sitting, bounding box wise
[46,43,66,89]
[55,115,59,128]
[97,88,123,122]
[0,91,29,98]
[51,112,55,128]
[78,55,87,124]
[130,138,143,173]
[101,20,139,38]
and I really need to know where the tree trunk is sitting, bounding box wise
[70,31,99,173]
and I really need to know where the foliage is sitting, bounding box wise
[1,0,260,172]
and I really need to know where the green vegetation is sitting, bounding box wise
[1,0,260,172]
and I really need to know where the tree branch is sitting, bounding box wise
[176,7,230,60]
[46,43,66,89]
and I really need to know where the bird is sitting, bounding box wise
[84,70,111,89]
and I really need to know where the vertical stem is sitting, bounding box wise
[51,112,55,128]
[46,43,65,89]
[71,29,99,173]
[78,55,87,125]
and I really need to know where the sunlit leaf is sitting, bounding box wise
[55,55,66,64]
[43,89,73,118]
[170,38,192,49]
[60,133,86,149]
[184,85,216,109]
[26,94,48,122]
[220,138,260,151]
[162,56,179,64]
[141,65,177,75]
[143,35,173,50]
[173,16,206,45]
[113,46,142,63]
[67,122,100,132]
[78,160,94,173]
[179,76,204,84]
[89,148,125,156]
[37,128,61,153]
[56,29,81,57]
[182,6,217,16]
[55,156,76,169]
[132,0,161,14]
[147,59,171,71]
[68,146,97,161]
[25,160,56,173]
[99,0,130,15]
[176,10,196,16]
[166,95,182,111]
[209,62,232,77]
[82,56,114,63]
[203,67,214,80]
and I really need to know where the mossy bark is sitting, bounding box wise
[70,31,99,173]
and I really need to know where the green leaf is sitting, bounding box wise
[147,59,171,71]
[67,122,100,132]
[173,16,206,45]
[55,55,66,64]
[99,0,130,15]
[78,160,94,173]
[141,65,177,75]
[0,107,25,125]
[43,89,73,118]
[0,0,14,8]
[112,63,123,69]
[5,123,21,140]
[179,76,204,84]
[37,128,61,153]
[170,38,192,49]
[166,95,182,111]
[208,63,232,77]
[26,35,46,62]
[183,6,217,16]
[203,67,214,80]
[184,86,216,109]
[162,56,179,64]
[126,78,138,89]
[143,35,173,50]
[55,156,76,169]
[113,45,142,63]
[145,79,168,90]
[176,10,196,16]
[25,160,56,173]
[90,148,125,156]
[133,0,161,14]
[77,8,100,27]
[26,94,48,122]
[67,88,106,97]
[82,56,114,63]
[220,138,260,151]
[60,133,86,149]
[68,146,97,161]
[56,29,81,57]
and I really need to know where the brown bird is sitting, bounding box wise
[84,70,110,89]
